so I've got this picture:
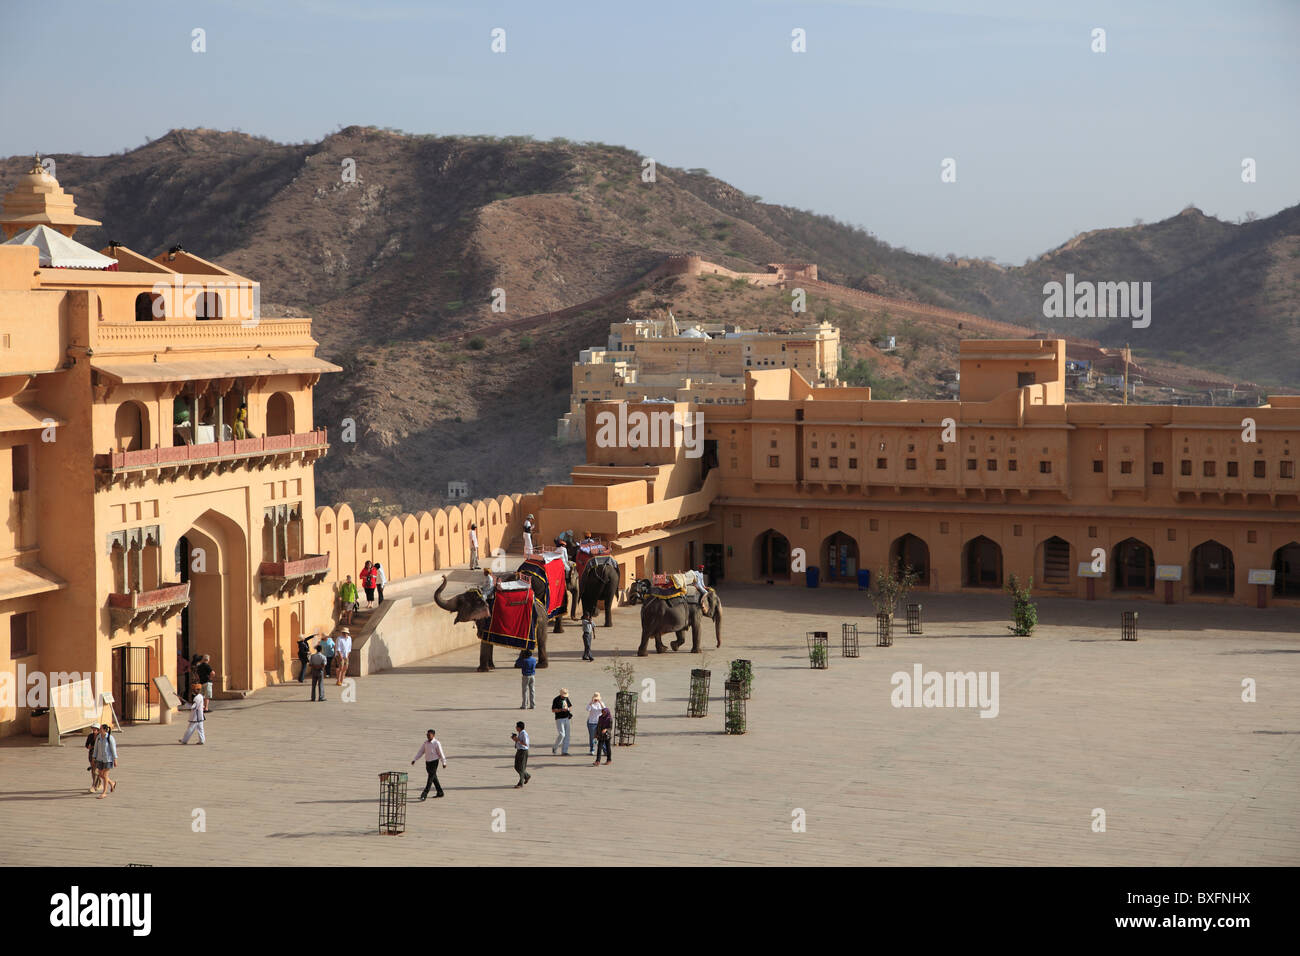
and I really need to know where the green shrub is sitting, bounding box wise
[468,336,486,350]
[1006,574,1038,636]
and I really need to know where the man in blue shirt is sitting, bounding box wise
[511,721,531,788]
[321,633,337,678]
[515,651,537,709]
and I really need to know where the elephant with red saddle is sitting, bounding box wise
[433,576,549,670]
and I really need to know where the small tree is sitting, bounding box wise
[604,654,636,694]
[1006,574,1037,636]
[868,564,919,622]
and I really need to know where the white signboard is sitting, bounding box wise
[1247,569,1276,586]
[1155,565,1182,582]
[1077,562,1103,579]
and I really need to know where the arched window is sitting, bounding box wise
[266,392,294,436]
[821,531,859,582]
[1040,536,1071,586]
[1272,542,1300,597]
[963,535,1002,588]
[113,401,145,452]
[134,291,163,321]
[890,534,930,582]
[195,289,222,320]
[755,529,790,578]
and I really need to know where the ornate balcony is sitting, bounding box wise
[108,582,190,634]
[258,553,331,600]
[94,429,329,490]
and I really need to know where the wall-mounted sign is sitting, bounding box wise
[1155,565,1182,581]
[1077,562,1103,579]
[1248,569,1277,586]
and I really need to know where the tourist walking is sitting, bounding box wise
[511,722,531,788]
[85,726,102,792]
[309,644,327,701]
[375,562,387,604]
[92,724,118,798]
[516,650,537,709]
[360,560,376,608]
[522,514,535,554]
[468,523,480,570]
[551,688,573,755]
[593,706,613,766]
[296,633,311,683]
[581,612,595,661]
[335,628,353,684]
[195,654,213,711]
[338,574,359,625]
[411,729,448,800]
[586,692,604,755]
[179,684,206,745]
[321,632,336,679]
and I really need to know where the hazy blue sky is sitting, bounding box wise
[2,0,1296,261]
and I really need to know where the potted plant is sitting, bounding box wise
[605,654,638,745]
[728,659,753,699]
[806,631,829,669]
[1006,573,1037,636]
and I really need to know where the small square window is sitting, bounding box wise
[1247,530,1257,543]
[1254,460,1266,478]
[1039,461,1052,474]
[770,439,778,449]
[732,514,742,528]
[1093,460,1103,473]
[829,457,839,468]
[1088,526,1097,538]
[800,517,809,530]
[1007,459,1017,472]
[1227,461,1239,477]
[936,459,947,471]
[1167,528,1176,541]
[876,458,887,469]
[1013,524,1022,537]
[811,441,818,449]
[10,611,34,657]
[987,459,998,472]
[830,441,838,449]
[1203,461,1216,477]
[869,519,879,531]
[1152,461,1164,475]
[966,459,977,471]
[848,458,858,469]
[768,455,780,467]
[906,458,917,470]
[939,521,949,534]
[810,457,820,469]
[1120,461,1133,474]
[1180,460,1192,476]
[1283,461,1295,479]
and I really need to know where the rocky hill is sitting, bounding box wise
[7,127,1295,515]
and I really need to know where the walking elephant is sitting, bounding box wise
[566,557,621,627]
[637,586,723,656]
[433,577,551,670]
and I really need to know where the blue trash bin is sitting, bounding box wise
[806,566,820,588]
[857,569,871,591]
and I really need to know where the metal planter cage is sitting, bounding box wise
[688,669,711,717]
[841,623,859,658]
[1121,611,1138,641]
[728,659,753,699]
[614,690,638,746]
[724,679,747,735]
[806,631,829,669]
[876,613,893,647]
[906,603,923,635]
[377,771,408,835]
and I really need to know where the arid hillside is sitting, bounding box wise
[6,127,1295,515]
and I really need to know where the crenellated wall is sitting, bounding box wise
[316,493,524,588]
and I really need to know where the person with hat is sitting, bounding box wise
[179,684,206,745]
[335,627,353,685]
[522,514,535,555]
[551,687,573,755]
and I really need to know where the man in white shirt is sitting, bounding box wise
[468,523,480,570]
[510,721,531,788]
[522,515,534,555]
[334,628,353,685]
[179,684,206,744]
[411,729,448,800]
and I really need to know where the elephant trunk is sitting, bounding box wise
[433,576,456,612]
[711,593,723,647]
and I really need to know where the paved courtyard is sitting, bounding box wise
[2,585,1298,866]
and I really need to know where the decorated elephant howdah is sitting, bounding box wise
[637,583,723,656]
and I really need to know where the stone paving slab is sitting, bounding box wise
[1,587,1297,866]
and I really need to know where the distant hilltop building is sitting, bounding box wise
[447,480,469,500]
[557,314,840,440]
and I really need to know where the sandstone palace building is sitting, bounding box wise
[530,339,1300,606]
[0,163,339,737]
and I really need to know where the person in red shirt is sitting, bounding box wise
[359,560,376,608]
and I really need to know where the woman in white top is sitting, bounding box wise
[523,515,534,554]
[585,692,604,756]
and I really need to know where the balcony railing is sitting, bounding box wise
[95,429,328,488]
[258,553,331,600]
[108,582,191,634]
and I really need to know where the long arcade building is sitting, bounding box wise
[529,339,1300,606]
[0,163,339,738]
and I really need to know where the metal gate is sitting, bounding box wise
[113,645,154,723]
